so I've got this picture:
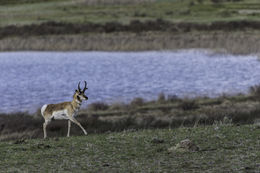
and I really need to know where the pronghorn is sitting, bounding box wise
[41,81,88,139]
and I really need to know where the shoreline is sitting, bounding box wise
[0,20,260,54]
[1,31,260,54]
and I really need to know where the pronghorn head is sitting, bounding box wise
[74,81,88,101]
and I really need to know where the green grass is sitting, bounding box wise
[1,0,260,27]
[0,125,259,172]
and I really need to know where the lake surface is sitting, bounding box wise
[0,50,260,113]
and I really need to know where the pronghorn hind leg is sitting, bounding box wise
[69,117,87,135]
[67,120,71,137]
[43,119,51,139]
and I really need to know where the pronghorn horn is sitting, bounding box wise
[83,81,88,93]
[78,82,82,92]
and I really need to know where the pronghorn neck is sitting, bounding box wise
[71,96,82,111]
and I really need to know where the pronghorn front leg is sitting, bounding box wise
[69,117,87,135]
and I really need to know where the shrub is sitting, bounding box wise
[249,84,260,98]
[178,99,199,111]
[130,97,145,107]
[88,102,109,111]
[157,93,166,103]
[109,102,127,110]
[167,94,180,102]
[211,0,222,3]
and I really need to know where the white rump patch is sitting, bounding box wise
[41,104,48,117]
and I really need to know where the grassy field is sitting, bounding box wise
[1,0,260,52]
[0,125,259,172]
[1,1,259,172]
[1,0,260,26]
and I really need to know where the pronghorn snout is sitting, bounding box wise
[79,94,88,100]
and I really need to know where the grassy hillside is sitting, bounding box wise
[1,0,260,26]
[0,125,259,172]
[1,0,260,52]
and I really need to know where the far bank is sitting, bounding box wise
[1,31,259,54]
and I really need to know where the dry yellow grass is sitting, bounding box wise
[1,31,260,54]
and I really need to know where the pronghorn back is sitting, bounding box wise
[41,102,72,119]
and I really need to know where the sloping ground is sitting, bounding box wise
[0,93,259,141]
[0,125,259,172]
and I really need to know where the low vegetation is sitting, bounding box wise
[1,30,260,54]
[0,125,259,172]
[1,88,260,141]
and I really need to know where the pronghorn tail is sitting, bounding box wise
[41,104,48,117]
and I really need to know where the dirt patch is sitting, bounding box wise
[168,139,200,152]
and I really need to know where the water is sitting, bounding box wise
[0,50,260,113]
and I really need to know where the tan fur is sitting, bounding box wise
[43,102,71,119]
[41,89,88,139]
[43,93,80,119]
